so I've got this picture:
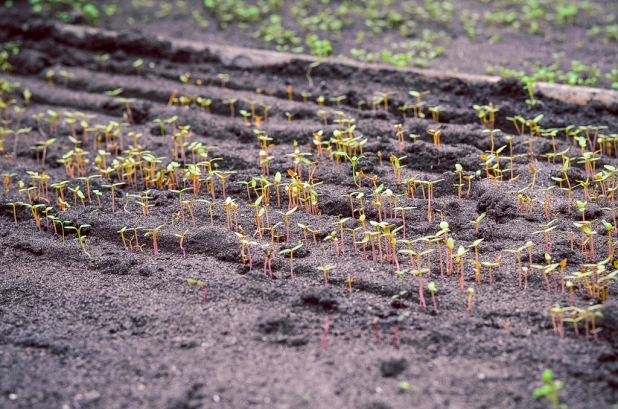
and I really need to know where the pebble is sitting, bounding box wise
[213,395,221,402]
[8,394,17,400]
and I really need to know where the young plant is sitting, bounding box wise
[144,225,165,255]
[428,281,438,313]
[393,312,409,349]
[6,201,22,225]
[262,246,274,278]
[277,206,297,243]
[279,241,303,283]
[466,287,475,317]
[345,274,357,294]
[101,182,124,213]
[411,268,429,307]
[66,224,92,257]
[174,229,189,258]
[170,187,192,225]
[187,278,208,302]
[317,264,336,288]
[470,212,486,236]
[321,317,333,350]
[533,370,566,409]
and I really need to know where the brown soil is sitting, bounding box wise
[1,13,618,409]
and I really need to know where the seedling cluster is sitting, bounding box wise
[1,28,617,372]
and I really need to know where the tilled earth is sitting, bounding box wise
[1,16,618,409]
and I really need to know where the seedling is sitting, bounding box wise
[324,231,340,255]
[187,278,207,302]
[371,318,380,344]
[409,90,429,118]
[170,187,192,225]
[277,206,297,243]
[6,201,21,225]
[345,275,357,294]
[279,241,303,283]
[317,264,336,288]
[217,73,229,88]
[428,105,443,122]
[470,212,486,236]
[117,227,129,250]
[262,246,274,278]
[428,281,438,313]
[411,268,429,307]
[144,225,165,255]
[59,70,74,87]
[466,287,475,317]
[174,229,189,258]
[523,76,540,107]
[533,370,566,409]
[66,224,92,257]
[393,312,409,349]
[117,98,136,123]
[321,317,333,350]
[101,182,124,213]
[133,59,144,75]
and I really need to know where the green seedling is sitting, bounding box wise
[279,241,303,283]
[174,229,189,258]
[170,187,192,225]
[66,224,91,257]
[466,288,475,317]
[117,227,129,250]
[132,58,144,75]
[411,268,429,307]
[6,201,22,225]
[101,182,124,213]
[317,264,336,288]
[117,98,136,123]
[393,312,409,349]
[428,281,438,313]
[144,225,165,255]
[187,278,207,302]
[523,76,541,107]
[345,274,357,294]
[59,70,74,87]
[533,370,566,409]
[277,206,297,243]
[105,88,123,97]
[470,212,486,236]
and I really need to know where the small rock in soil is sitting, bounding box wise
[380,358,408,378]
[300,289,339,311]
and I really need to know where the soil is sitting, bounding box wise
[56,0,618,88]
[1,12,618,409]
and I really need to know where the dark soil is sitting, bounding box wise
[36,0,618,88]
[1,14,618,409]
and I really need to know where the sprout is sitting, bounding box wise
[321,317,333,350]
[66,224,92,258]
[428,281,438,313]
[470,212,486,236]
[279,241,303,283]
[317,264,336,288]
[466,288,475,317]
[533,370,565,409]
[144,225,165,255]
[174,229,190,258]
[133,59,144,75]
[187,278,207,302]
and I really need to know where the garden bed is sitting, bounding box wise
[1,13,618,409]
